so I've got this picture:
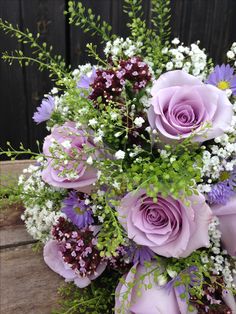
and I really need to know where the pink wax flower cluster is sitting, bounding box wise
[44,217,107,288]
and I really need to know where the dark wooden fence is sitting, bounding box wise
[0,0,235,158]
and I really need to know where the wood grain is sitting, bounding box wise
[0,160,34,186]
[0,244,62,314]
[0,160,63,314]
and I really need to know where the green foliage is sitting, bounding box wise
[151,0,171,46]
[0,141,41,160]
[66,1,114,43]
[86,43,108,66]
[123,0,150,44]
[116,261,163,313]
[123,0,172,72]
[53,271,120,314]
[94,197,126,258]
[0,18,71,85]
[125,139,203,202]
[0,179,22,209]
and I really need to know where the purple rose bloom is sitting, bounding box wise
[41,121,98,192]
[62,191,94,228]
[115,262,197,314]
[117,190,212,258]
[148,70,233,143]
[77,67,97,89]
[44,240,106,288]
[211,195,236,256]
[206,64,236,95]
[33,95,55,124]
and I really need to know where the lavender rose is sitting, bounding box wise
[148,70,233,143]
[41,122,97,192]
[115,262,197,314]
[117,190,212,258]
[44,240,106,288]
[211,195,236,256]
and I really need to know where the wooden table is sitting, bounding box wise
[0,161,63,314]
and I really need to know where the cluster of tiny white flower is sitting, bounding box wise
[115,150,125,160]
[19,164,65,242]
[90,201,104,223]
[206,217,235,288]
[198,104,236,193]
[104,37,142,62]
[163,38,210,81]
[72,63,94,80]
[226,42,236,66]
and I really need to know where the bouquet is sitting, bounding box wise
[1,1,236,313]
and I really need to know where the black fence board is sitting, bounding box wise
[0,0,28,156]
[20,0,66,151]
[0,0,235,158]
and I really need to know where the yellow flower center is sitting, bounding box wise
[217,80,230,90]
[219,171,230,181]
[74,207,83,214]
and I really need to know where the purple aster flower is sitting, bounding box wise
[133,246,155,265]
[61,191,94,228]
[33,95,55,124]
[127,244,155,265]
[206,64,236,95]
[77,67,97,89]
[228,166,236,189]
[207,167,236,205]
[207,181,234,205]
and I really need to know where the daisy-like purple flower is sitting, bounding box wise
[61,191,94,228]
[206,64,236,95]
[77,67,97,90]
[207,181,234,205]
[33,95,55,124]
[127,244,155,265]
[207,168,236,205]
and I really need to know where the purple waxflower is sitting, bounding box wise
[33,95,55,124]
[206,64,236,95]
[77,67,97,89]
[61,191,94,228]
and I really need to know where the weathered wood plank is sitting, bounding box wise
[0,160,34,185]
[0,160,64,313]
[0,244,62,314]
[0,225,35,248]
[0,202,25,226]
